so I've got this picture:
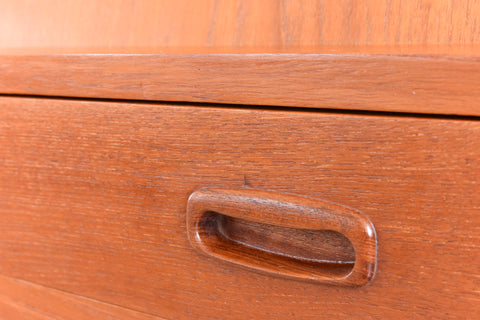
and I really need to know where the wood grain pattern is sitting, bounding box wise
[215,214,356,265]
[0,275,163,320]
[2,53,480,116]
[187,188,376,286]
[0,97,479,319]
[0,0,479,49]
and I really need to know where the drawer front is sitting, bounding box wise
[0,97,479,319]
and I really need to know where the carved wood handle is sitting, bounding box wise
[187,188,377,286]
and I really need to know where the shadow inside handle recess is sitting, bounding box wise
[200,212,355,278]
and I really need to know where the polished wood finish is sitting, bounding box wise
[187,188,376,286]
[0,275,163,320]
[216,215,356,265]
[1,0,478,318]
[2,52,480,116]
[0,97,479,319]
[1,0,479,49]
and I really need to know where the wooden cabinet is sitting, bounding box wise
[1,1,479,319]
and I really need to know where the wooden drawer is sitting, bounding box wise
[0,96,479,319]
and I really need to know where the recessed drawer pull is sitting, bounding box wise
[186,188,377,286]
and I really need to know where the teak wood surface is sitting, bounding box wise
[2,0,479,318]
[1,52,480,116]
[1,0,479,48]
[0,275,163,320]
[0,97,478,319]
